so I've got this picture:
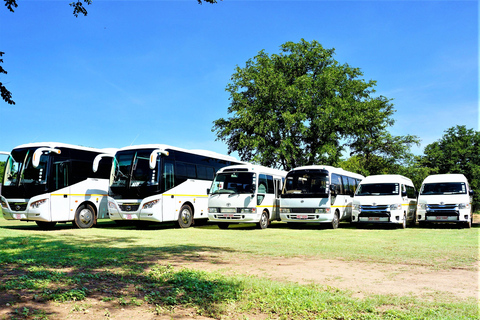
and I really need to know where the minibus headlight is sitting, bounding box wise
[353,204,361,211]
[142,200,159,209]
[417,203,426,210]
[31,199,47,209]
[240,208,256,213]
[279,208,291,213]
[315,208,330,214]
[208,207,219,213]
[458,203,469,209]
[389,204,402,211]
[108,201,118,210]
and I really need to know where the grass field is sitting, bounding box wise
[0,217,478,319]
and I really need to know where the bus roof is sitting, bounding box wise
[217,164,287,177]
[10,142,116,155]
[421,174,469,184]
[288,165,364,179]
[360,174,414,185]
[116,144,239,163]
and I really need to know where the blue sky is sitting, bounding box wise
[0,0,478,160]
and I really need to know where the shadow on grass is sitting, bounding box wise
[0,234,243,319]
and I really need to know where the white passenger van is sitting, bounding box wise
[416,174,474,228]
[208,164,287,229]
[280,166,364,229]
[352,175,417,228]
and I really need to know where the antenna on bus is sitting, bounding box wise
[130,133,140,146]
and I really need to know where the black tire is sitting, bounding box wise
[257,210,269,229]
[74,204,96,229]
[331,211,340,229]
[35,221,57,229]
[218,223,229,229]
[178,204,193,228]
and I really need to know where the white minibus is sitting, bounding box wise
[417,174,474,228]
[207,164,287,229]
[352,174,417,228]
[280,165,364,229]
[1,142,115,228]
[107,144,241,228]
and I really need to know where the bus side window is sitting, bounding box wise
[163,161,175,191]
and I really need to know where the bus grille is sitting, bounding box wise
[119,204,140,212]
[426,204,458,216]
[359,205,390,217]
[10,203,28,211]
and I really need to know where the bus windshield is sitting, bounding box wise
[420,182,466,195]
[282,170,329,197]
[356,183,399,196]
[111,149,157,188]
[3,148,48,187]
[210,172,255,194]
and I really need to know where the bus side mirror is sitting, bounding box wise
[206,188,210,195]
[402,191,407,197]
[470,190,474,196]
[32,148,61,168]
[93,154,113,173]
[149,149,169,169]
[329,185,336,195]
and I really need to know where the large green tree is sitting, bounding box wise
[1,0,219,105]
[420,125,480,210]
[213,39,418,171]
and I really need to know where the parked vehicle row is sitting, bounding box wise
[0,142,474,229]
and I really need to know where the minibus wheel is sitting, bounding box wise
[218,223,229,229]
[257,210,269,229]
[178,204,193,228]
[74,204,96,229]
[331,211,339,229]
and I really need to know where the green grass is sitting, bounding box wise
[0,218,478,319]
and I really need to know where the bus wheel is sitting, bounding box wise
[331,211,340,229]
[35,221,57,229]
[178,204,193,228]
[74,204,96,229]
[257,210,269,229]
[218,223,229,229]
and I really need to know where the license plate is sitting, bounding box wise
[297,215,308,219]
[126,214,132,220]
[15,214,21,219]
[436,216,448,220]
[368,217,380,221]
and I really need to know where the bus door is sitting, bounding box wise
[50,160,71,222]
[273,178,282,220]
[161,160,176,222]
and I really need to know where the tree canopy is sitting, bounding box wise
[213,39,418,171]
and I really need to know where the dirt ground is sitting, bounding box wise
[1,220,479,319]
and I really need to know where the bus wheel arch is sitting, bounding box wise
[257,209,269,229]
[178,203,194,228]
[74,202,97,229]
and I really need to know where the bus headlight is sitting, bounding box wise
[108,201,118,210]
[417,203,426,210]
[240,208,256,213]
[389,204,402,211]
[315,208,330,214]
[142,199,159,209]
[31,199,47,209]
[458,203,469,209]
[279,208,291,213]
[353,204,361,211]
[0,199,8,209]
[208,207,219,213]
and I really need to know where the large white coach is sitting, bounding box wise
[0,142,115,228]
[279,165,364,229]
[352,174,417,228]
[207,164,287,229]
[416,174,474,228]
[107,144,241,228]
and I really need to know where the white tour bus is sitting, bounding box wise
[0,142,115,229]
[207,164,287,229]
[107,144,241,227]
[352,174,417,228]
[279,165,364,229]
[417,174,474,228]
